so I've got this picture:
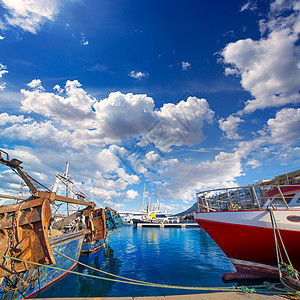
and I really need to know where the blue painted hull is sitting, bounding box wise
[0,231,85,300]
[81,239,105,254]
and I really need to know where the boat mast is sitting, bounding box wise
[0,149,95,208]
[141,183,146,212]
[158,192,160,211]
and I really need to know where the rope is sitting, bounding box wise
[0,252,235,292]
[52,248,173,285]
[269,207,300,293]
[50,249,291,295]
[0,252,295,295]
[269,208,283,278]
[269,208,294,269]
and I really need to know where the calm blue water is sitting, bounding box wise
[34,226,235,298]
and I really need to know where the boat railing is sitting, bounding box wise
[196,184,300,212]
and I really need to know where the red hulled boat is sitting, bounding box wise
[194,184,300,282]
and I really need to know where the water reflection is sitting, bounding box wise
[33,226,235,298]
[77,244,122,297]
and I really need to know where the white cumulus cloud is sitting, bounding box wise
[181,61,191,71]
[129,70,149,79]
[156,151,243,201]
[21,80,96,130]
[27,79,44,90]
[142,96,214,152]
[20,81,215,153]
[0,113,29,125]
[219,115,244,140]
[266,107,300,144]
[222,1,300,113]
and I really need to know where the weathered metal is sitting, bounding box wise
[89,208,106,241]
[81,207,122,254]
[35,191,95,208]
[0,150,92,298]
[0,230,85,299]
[0,196,55,277]
[0,149,122,298]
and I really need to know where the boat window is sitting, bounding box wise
[296,198,300,203]
[156,214,167,218]
[272,193,295,205]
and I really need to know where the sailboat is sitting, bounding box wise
[119,184,148,225]
[127,189,172,225]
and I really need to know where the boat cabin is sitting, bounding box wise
[262,185,300,209]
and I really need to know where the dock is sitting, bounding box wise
[134,223,199,228]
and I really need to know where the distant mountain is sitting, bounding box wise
[175,202,198,216]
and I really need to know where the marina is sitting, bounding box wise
[0,150,300,299]
[0,0,299,298]
[30,225,299,299]
[31,226,236,298]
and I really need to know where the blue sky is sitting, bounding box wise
[0,0,299,213]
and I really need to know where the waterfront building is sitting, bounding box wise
[260,169,300,186]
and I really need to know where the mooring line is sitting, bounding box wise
[52,248,162,285]
[50,249,293,295]
[0,253,295,295]
[0,253,233,291]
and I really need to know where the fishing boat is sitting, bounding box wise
[0,150,112,298]
[194,183,300,288]
[51,163,122,255]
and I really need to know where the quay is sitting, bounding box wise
[134,222,199,228]
[34,292,288,299]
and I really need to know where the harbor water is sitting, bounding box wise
[33,226,235,298]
